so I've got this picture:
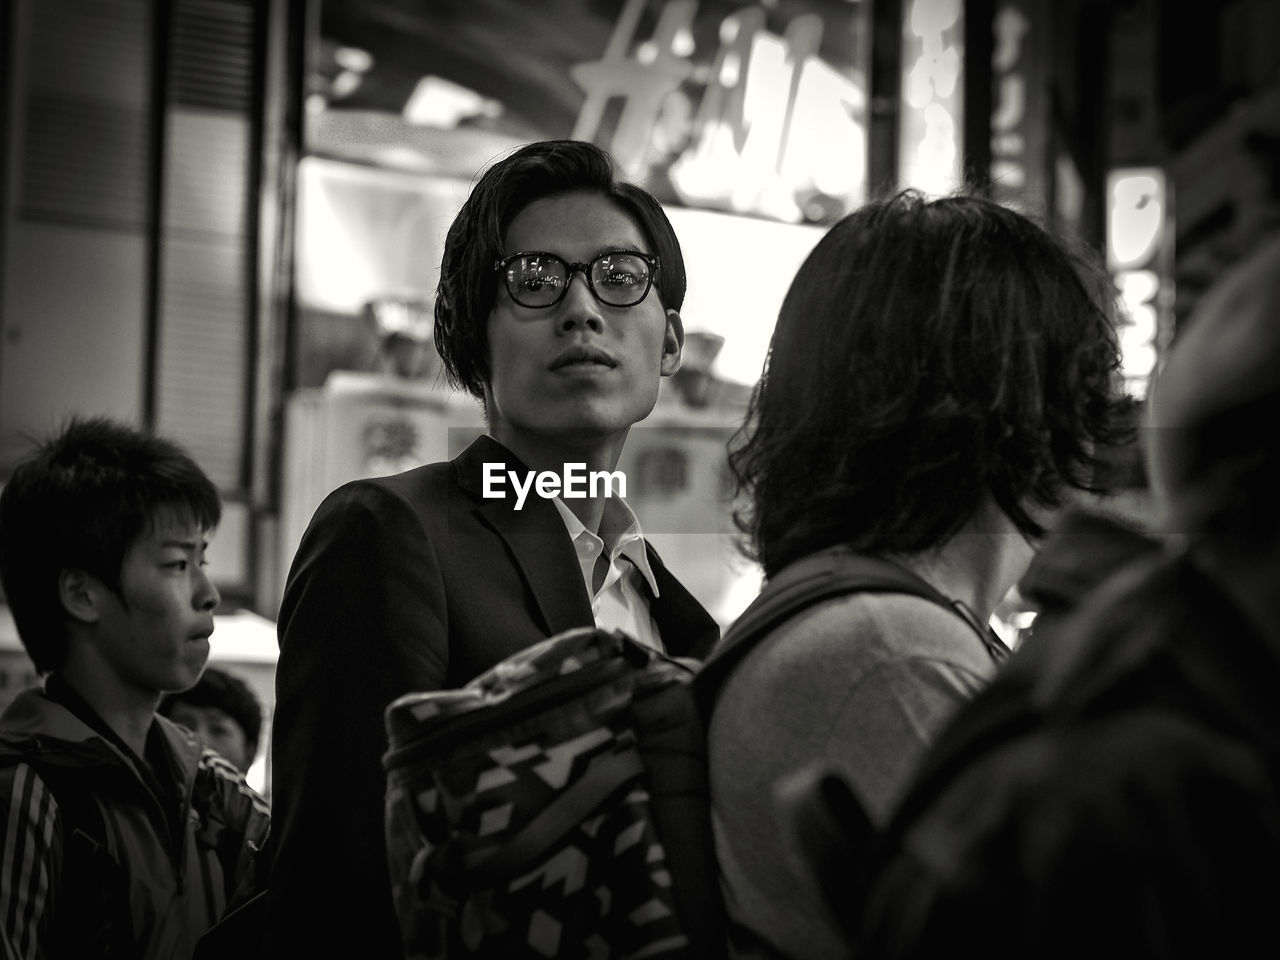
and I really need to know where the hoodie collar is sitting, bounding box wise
[3,677,203,794]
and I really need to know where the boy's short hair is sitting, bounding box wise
[730,190,1131,577]
[434,138,687,400]
[0,416,221,673]
[158,665,264,759]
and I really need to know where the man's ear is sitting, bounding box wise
[59,569,103,625]
[660,308,685,377]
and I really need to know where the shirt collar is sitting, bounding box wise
[551,495,661,598]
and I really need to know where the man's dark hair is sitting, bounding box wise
[0,416,221,673]
[434,138,687,399]
[730,190,1131,578]
[158,665,264,760]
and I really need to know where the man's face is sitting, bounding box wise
[166,702,253,772]
[93,513,220,698]
[483,190,684,463]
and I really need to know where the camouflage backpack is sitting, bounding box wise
[382,627,723,959]
[381,549,1001,959]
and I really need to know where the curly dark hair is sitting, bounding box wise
[0,416,221,673]
[729,190,1131,578]
[159,665,264,759]
[434,138,687,400]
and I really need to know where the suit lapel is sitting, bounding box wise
[646,542,721,659]
[454,436,720,658]
[454,436,594,636]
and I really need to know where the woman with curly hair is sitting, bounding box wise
[708,190,1131,960]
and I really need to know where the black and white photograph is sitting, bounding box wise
[2,0,1278,957]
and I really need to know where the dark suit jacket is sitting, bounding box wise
[266,435,719,958]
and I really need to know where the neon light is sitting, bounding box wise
[899,0,964,195]
[1107,169,1170,397]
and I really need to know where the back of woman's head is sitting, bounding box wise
[730,190,1129,577]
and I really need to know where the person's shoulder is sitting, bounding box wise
[0,740,79,828]
[875,709,1277,946]
[937,702,1276,861]
[331,459,455,502]
[745,590,890,659]
[192,746,253,788]
[865,705,1280,954]
[156,714,258,791]
[967,652,1261,779]
[0,740,36,794]
[725,593,1000,732]
[305,460,458,533]
[0,750,52,796]
[0,754,61,881]
[2,690,106,771]
[720,591,979,703]
[802,590,992,669]
[190,748,271,831]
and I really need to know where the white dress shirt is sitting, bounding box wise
[551,495,664,652]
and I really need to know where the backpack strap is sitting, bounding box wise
[692,547,1008,951]
[697,547,1006,706]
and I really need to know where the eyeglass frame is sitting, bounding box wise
[493,250,661,309]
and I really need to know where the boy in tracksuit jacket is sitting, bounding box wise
[0,417,270,959]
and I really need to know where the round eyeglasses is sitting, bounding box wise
[495,250,660,309]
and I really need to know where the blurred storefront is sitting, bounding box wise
[280,0,1120,631]
[7,0,1248,735]
[282,0,883,628]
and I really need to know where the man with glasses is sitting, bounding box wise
[265,139,719,959]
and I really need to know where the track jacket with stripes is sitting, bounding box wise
[0,679,271,959]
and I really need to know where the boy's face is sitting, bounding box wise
[94,513,219,698]
[165,702,253,772]
[483,190,683,463]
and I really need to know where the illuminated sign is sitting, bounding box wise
[989,0,1048,214]
[572,0,869,223]
[1106,168,1173,398]
[313,0,871,226]
[899,0,965,195]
